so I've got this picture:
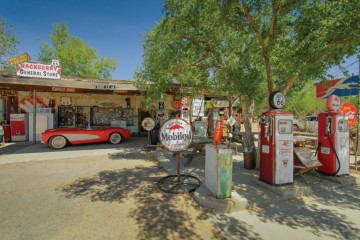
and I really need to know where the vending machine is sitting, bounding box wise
[259,91,294,185]
[317,95,349,176]
[29,112,54,141]
[10,114,29,141]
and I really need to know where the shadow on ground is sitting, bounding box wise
[60,165,224,239]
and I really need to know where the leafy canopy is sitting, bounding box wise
[136,0,359,112]
[0,18,19,71]
[37,23,117,79]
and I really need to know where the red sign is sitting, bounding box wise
[326,95,340,111]
[52,87,75,93]
[316,76,359,99]
[339,102,356,128]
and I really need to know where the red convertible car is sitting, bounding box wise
[41,126,132,149]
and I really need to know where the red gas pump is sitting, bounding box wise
[317,95,349,176]
[259,92,294,185]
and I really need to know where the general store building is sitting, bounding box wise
[0,71,182,142]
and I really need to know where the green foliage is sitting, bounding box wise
[136,0,265,110]
[136,0,359,112]
[37,23,117,78]
[0,18,19,71]
[284,83,326,118]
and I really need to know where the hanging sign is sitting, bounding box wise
[339,102,356,128]
[159,118,193,152]
[316,76,359,99]
[191,95,205,117]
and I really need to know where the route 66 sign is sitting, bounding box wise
[269,91,286,109]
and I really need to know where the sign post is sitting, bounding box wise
[157,118,200,193]
[141,117,156,150]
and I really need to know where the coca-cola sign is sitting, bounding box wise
[160,118,193,152]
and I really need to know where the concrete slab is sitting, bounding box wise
[254,179,312,199]
[192,185,248,213]
[152,146,360,213]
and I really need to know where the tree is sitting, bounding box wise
[225,0,360,100]
[0,18,19,71]
[37,23,117,78]
[136,0,360,150]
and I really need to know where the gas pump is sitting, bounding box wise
[317,95,349,176]
[259,91,294,185]
[180,107,190,122]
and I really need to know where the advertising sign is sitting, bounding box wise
[141,117,155,131]
[19,96,48,113]
[316,76,359,99]
[7,53,31,66]
[340,102,356,128]
[16,61,61,79]
[326,94,340,111]
[191,95,205,117]
[159,118,193,152]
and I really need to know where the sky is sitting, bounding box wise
[1,0,165,80]
[1,0,358,81]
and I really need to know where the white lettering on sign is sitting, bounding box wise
[95,85,116,89]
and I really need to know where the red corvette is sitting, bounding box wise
[41,126,132,149]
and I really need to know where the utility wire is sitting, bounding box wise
[328,60,359,77]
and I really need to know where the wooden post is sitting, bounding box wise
[33,90,36,144]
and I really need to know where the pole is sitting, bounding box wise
[32,90,36,144]
[356,59,360,169]
[176,152,180,182]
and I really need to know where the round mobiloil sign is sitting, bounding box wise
[326,94,340,111]
[159,118,193,152]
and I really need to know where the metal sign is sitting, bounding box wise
[7,53,31,66]
[95,85,116,89]
[191,95,204,117]
[16,61,61,79]
[159,118,193,152]
[316,76,359,99]
[340,102,357,128]
[141,117,155,131]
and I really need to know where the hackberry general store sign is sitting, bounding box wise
[160,118,193,152]
[16,61,61,79]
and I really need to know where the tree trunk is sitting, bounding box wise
[241,95,255,151]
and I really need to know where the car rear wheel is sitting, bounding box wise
[49,135,67,149]
[109,132,122,144]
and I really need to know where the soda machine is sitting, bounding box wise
[259,91,294,185]
[317,95,349,176]
[10,114,29,141]
[29,110,54,141]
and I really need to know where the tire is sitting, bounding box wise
[109,132,122,144]
[49,135,67,149]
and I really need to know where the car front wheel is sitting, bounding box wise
[109,132,122,144]
[49,135,67,149]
